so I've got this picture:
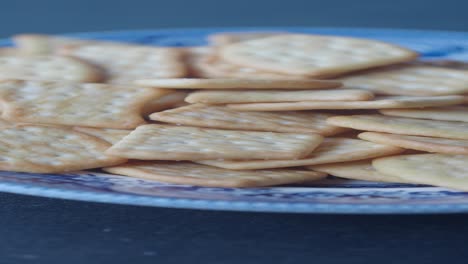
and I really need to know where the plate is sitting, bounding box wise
[1,27,468,214]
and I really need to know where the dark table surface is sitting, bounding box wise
[1,0,468,263]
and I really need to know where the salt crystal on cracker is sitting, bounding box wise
[106,124,323,160]
[150,104,347,135]
[220,34,418,77]
[0,124,126,173]
[0,80,169,129]
[341,65,468,96]
[197,138,403,170]
[0,55,103,82]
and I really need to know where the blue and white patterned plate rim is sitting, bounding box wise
[0,27,467,214]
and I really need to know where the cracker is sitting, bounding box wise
[372,154,468,191]
[149,104,348,135]
[184,47,216,78]
[340,65,468,96]
[380,106,468,122]
[185,89,374,104]
[134,78,342,90]
[358,132,468,155]
[0,124,126,173]
[12,34,95,55]
[208,32,284,46]
[327,115,468,140]
[142,91,189,116]
[0,80,169,129]
[197,138,404,170]
[187,48,307,79]
[103,161,326,188]
[106,124,323,160]
[226,95,464,111]
[0,55,103,82]
[411,60,468,70]
[309,160,408,183]
[220,34,418,77]
[73,127,131,144]
[60,43,186,84]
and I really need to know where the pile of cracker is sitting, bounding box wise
[0,32,467,190]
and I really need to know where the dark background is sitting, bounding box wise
[1,0,468,263]
[0,0,467,38]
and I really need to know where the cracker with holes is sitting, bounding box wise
[0,55,103,82]
[220,34,418,77]
[309,160,408,183]
[150,104,348,135]
[0,80,169,129]
[358,132,468,155]
[197,138,403,170]
[60,43,186,84]
[372,154,468,191]
[185,89,374,104]
[73,127,131,144]
[327,115,468,140]
[380,106,468,123]
[106,124,323,160]
[208,32,284,46]
[340,65,468,96]
[103,161,326,188]
[226,95,464,111]
[0,124,126,173]
[135,78,342,89]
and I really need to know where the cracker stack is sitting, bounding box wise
[0,32,466,190]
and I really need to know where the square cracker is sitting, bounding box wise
[60,43,186,84]
[106,124,323,160]
[0,55,103,82]
[149,104,347,135]
[208,32,284,46]
[197,138,404,170]
[358,132,468,155]
[340,65,468,96]
[220,34,418,77]
[372,154,468,191]
[0,80,169,129]
[309,160,408,183]
[184,89,374,104]
[73,127,131,144]
[191,50,307,79]
[327,115,468,140]
[135,78,342,90]
[380,106,468,123]
[0,124,126,173]
[142,91,189,116]
[226,95,464,111]
[103,161,326,188]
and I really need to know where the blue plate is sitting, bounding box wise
[1,27,468,214]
